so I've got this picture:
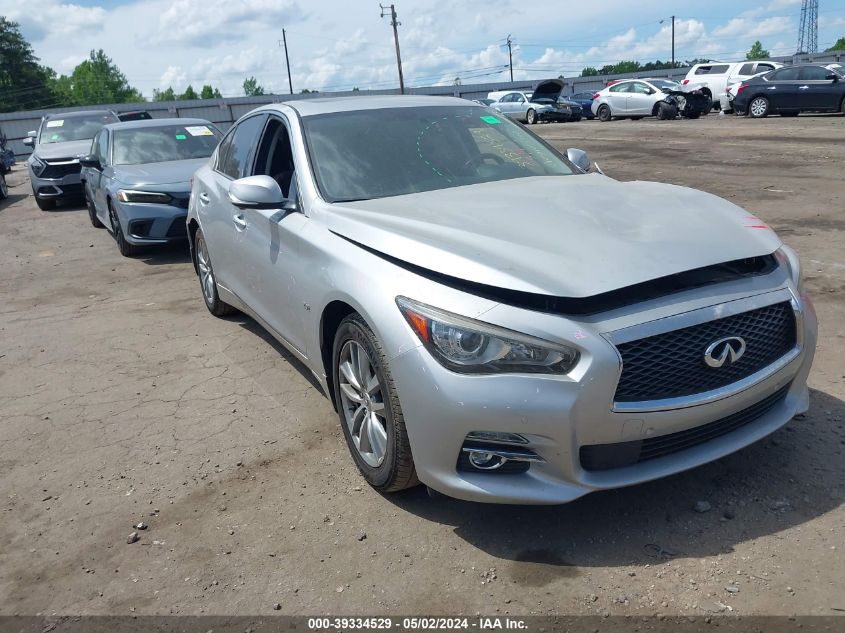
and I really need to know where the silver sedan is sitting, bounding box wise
[187,96,816,504]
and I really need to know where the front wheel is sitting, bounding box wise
[597,104,611,122]
[85,185,103,228]
[333,313,417,492]
[109,201,139,257]
[195,229,236,316]
[749,96,770,118]
[525,108,536,125]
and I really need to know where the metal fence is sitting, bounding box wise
[3,50,842,158]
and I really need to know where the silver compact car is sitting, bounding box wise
[187,96,816,504]
[24,110,119,210]
[80,118,222,256]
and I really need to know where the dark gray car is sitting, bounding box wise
[80,118,222,256]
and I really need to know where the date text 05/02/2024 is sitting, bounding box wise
[307,617,528,630]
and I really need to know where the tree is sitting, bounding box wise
[746,41,770,60]
[827,37,845,51]
[180,85,197,100]
[580,67,599,77]
[300,88,319,94]
[200,84,222,99]
[153,86,176,101]
[0,18,55,112]
[52,49,143,106]
[243,76,265,96]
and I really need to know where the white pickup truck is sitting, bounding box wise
[682,60,783,112]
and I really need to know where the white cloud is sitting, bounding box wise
[2,0,106,40]
[712,16,792,39]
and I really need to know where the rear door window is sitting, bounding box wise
[770,67,801,81]
[738,63,755,75]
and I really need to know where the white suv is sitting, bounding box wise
[682,61,783,112]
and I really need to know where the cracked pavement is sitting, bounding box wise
[0,116,843,618]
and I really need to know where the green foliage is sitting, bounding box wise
[50,49,143,107]
[200,84,222,99]
[300,88,319,94]
[580,67,599,77]
[746,41,770,60]
[243,76,265,96]
[180,85,197,100]
[0,18,55,112]
[827,37,845,51]
[153,86,176,101]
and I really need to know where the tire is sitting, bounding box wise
[841,97,845,114]
[657,102,677,120]
[85,185,103,228]
[748,96,770,118]
[35,195,56,211]
[333,313,418,492]
[0,174,7,200]
[108,200,139,257]
[194,229,236,316]
[597,104,611,122]
[525,108,536,125]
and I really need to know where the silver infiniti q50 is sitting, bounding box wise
[187,96,816,504]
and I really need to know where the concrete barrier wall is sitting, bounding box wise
[3,50,842,158]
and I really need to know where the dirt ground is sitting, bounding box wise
[0,114,843,618]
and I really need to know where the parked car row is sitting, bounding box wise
[732,63,845,117]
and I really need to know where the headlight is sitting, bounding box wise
[774,245,803,292]
[116,190,172,204]
[396,297,580,375]
[30,157,45,177]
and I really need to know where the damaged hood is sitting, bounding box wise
[326,175,781,298]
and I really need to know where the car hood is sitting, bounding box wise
[326,175,781,298]
[113,158,207,188]
[34,139,93,161]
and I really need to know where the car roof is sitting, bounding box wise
[102,118,216,131]
[275,95,482,117]
[44,110,116,121]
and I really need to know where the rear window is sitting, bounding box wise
[695,65,730,75]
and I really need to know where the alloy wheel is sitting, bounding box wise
[196,236,216,307]
[337,340,388,467]
[750,97,768,117]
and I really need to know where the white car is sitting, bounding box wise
[591,79,684,121]
[682,61,783,112]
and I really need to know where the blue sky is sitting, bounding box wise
[2,0,844,98]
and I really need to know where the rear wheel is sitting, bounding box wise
[85,185,103,228]
[195,229,235,316]
[749,96,770,118]
[526,108,536,125]
[333,313,418,492]
[597,104,611,122]
[0,174,7,200]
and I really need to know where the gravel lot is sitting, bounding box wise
[1,114,843,618]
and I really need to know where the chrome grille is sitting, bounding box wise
[614,301,796,403]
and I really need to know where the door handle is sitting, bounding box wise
[232,213,247,230]
[798,85,809,90]
[767,86,777,90]
[198,192,210,205]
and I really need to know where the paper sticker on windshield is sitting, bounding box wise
[46,120,64,128]
[175,134,187,140]
[480,115,501,124]
[184,125,214,136]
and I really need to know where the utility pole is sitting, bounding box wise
[280,29,293,94]
[380,4,405,94]
[506,34,514,82]
[671,16,675,67]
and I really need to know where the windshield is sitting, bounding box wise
[828,64,845,76]
[112,124,222,165]
[648,79,680,91]
[302,106,575,202]
[39,113,117,144]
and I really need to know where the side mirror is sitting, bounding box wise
[566,148,591,173]
[228,175,296,211]
[23,137,34,148]
[826,73,839,81]
[79,154,102,170]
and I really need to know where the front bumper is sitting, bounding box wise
[539,109,581,122]
[28,165,83,200]
[113,199,189,245]
[389,287,816,504]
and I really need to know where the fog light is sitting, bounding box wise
[467,451,506,470]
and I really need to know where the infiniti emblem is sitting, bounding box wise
[704,336,747,368]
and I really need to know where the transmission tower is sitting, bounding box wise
[797,0,818,53]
